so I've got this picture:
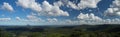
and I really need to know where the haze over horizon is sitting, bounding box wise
[0,0,120,25]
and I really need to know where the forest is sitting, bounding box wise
[0,24,120,37]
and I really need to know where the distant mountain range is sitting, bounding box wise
[0,24,120,32]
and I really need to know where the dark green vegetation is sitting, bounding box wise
[0,24,120,37]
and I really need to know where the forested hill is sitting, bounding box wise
[0,24,120,32]
[0,24,120,37]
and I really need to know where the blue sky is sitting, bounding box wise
[0,0,120,26]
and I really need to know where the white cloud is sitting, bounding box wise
[16,0,42,12]
[16,0,69,16]
[27,15,41,22]
[1,2,14,11]
[55,0,78,9]
[53,1,63,7]
[27,15,37,20]
[102,18,120,24]
[57,0,101,10]
[41,1,52,12]
[39,1,69,16]
[105,0,120,16]
[77,0,101,9]
[26,14,46,22]
[0,18,11,21]
[105,8,120,16]
[16,17,21,21]
[112,0,120,7]
[58,18,120,25]
[43,13,106,25]
[66,1,78,9]
[47,18,58,23]
[77,13,102,21]
[15,15,44,22]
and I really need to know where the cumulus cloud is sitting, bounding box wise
[105,0,120,16]
[43,13,105,25]
[67,1,78,9]
[27,15,41,22]
[15,15,44,22]
[27,15,37,20]
[1,2,14,11]
[53,1,63,7]
[0,18,11,21]
[77,0,101,9]
[16,0,69,16]
[39,1,69,16]
[56,0,101,10]
[39,0,100,16]
[13,13,120,25]
[47,18,58,23]
[77,13,102,21]
[54,0,78,9]
[16,0,42,12]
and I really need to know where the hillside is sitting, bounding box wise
[0,24,120,37]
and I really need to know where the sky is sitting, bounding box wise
[0,0,120,26]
